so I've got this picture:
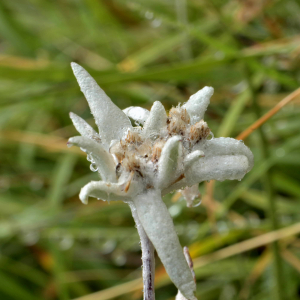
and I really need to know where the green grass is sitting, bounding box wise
[1,0,300,299]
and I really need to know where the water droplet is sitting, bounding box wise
[22,231,39,246]
[151,18,162,28]
[145,10,153,19]
[207,132,214,140]
[192,198,202,207]
[87,153,93,162]
[90,163,98,172]
[101,240,116,254]
[59,235,74,251]
[239,140,244,144]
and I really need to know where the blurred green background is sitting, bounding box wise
[1,0,300,299]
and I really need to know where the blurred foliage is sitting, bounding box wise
[1,0,300,299]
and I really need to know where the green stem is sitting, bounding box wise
[244,62,284,300]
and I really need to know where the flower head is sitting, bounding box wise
[68,63,253,300]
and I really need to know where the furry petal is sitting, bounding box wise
[186,155,250,185]
[123,106,150,125]
[68,136,117,182]
[157,136,182,189]
[69,112,101,142]
[184,150,205,169]
[183,87,214,124]
[79,180,135,204]
[195,137,254,172]
[143,101,167,139]
[71,63,132,145]
[133,189,197,300]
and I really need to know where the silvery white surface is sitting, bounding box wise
[182,86,214,124]
[68,63,254,300]
[68,136,117,182]
[123,106,150,125]
[69,112,100,142]
[186,155,249,185]
[133,189,197,300]
[156,136,182,189]
[195,137,254,172]
[143,101,167,139]
[71,63,132,147]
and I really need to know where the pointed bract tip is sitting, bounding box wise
[70,62,84,76]
[79,192,89,205]
[71,62,79,68]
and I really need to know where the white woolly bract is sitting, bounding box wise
[143,101,167,139]
[69,112,100,142]
[195,137,254,172]
[123,106,150,125]
[68,136,117,182]
[184,150,205,169]
[186,155,249,185]
[183,86,214,124]
[71,62,132,146]
[156,136,182,189]
[68,63,254,299]
[79,179,140,204]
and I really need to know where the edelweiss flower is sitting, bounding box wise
[68,63,254,300]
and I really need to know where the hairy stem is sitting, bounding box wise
[129,202,155,300]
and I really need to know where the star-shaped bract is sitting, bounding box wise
[68,63,254,300]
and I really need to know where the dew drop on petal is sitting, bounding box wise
[180,184,201,208]
[192,198,202,207]
[145,10,154,19]
[207,131,214,140]
[90,163,98,172]
[87,153,93,162]
[151,18,162,28]
[59,235,74,251]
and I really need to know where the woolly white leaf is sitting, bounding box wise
[184,150,204,169]
[69,112,101,142]
[133,189,197,300]
[71,63,132,146]
[186,155,249,185]
[183,87,214,124]
[68,136,117,182]
[157,136,182,189]
[123,106,150,125]
[143,101,167,139]
[196,137,254,172]
[79,180,136,204]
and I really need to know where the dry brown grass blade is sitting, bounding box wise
[0,130,82,155]
[239,249,272,299]
[236,87,300,140]
[281,249,300,273]
[72,223,300,300]
[192,222,300,269]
